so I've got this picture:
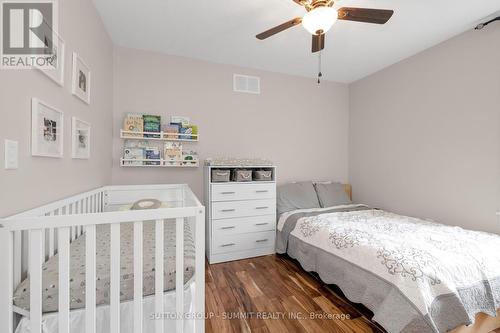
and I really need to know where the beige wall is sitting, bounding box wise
[349,25,500,233]
[112,47,350,200]
[0,0,114,217]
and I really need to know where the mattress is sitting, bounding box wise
[13,220,195,313]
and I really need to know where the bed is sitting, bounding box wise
[0,184,205,333]
[276,181,500,333]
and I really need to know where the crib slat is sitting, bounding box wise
[155,219,164,333]
[133,221,143,333]
[48,226,55,257]
[13,230,22,288]
[58,227,70,333]
[85,225,96,333]
[110,223,120,333]
[29,229,43,333]
[176,217,184,333]
[195,210,205,333]
[69,204,74,242]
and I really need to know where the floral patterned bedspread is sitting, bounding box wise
[291,209,500,319]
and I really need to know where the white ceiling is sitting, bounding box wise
[93,0,500,83]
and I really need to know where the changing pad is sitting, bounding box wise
[13,220,195,313]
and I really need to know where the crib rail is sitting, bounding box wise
[0,185,205,333]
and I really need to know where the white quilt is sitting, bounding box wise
[291,209,500,319]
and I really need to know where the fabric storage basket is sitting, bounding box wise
[253,170,273,181]
[211,169,230,182]
[232,169,252,182]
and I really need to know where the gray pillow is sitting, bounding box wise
[277,182,321,215]
[314,183,352,208]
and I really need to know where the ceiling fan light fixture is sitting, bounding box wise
[302,7,338,35]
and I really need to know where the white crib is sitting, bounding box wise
[0,184,205,333]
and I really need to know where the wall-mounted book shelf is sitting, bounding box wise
[120,129,199,142]
[120,158,199,168]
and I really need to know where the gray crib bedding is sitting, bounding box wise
[13,221,195,313]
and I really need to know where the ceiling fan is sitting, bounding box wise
[256,0,394,53]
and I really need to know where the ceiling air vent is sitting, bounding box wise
[233,74,260,94]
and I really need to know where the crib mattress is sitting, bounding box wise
[13,220,195,313]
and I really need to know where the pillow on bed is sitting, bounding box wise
[277,181,321,215]
[314,182,352,208]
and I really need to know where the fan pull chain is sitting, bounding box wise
[317,51,323,85]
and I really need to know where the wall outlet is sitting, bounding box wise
[4,139,19,169]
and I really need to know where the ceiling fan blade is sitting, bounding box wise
[312,33,325,53]
[337,7,394,24]
[256,18,302,40]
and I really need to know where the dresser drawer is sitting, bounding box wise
[212,231,276,254]
[212,199,275,219]
[213,215,275,235]
[211,183,275,202]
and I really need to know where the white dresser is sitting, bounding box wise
[204,166,277,264]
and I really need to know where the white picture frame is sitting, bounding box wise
[71,52,91,104]
[31,98,64,158]
[38,33,65,86]
[71,117,91,159]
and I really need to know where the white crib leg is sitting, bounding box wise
[110,223,121,333]
[58,227,70,333]
[133,221,143,333]
[85,225,96,333]
[29,229,43,333]
[176,217,184,333]
[0,228,13,333]
[155,220,164,333]
[195,208,205,333]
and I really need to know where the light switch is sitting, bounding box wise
[4,139,19,170]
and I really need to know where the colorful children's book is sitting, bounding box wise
[123,147,144,166]
[143,115,161,138]
[164,142,182,166]
[171,116,190,127]
[163,125,180,139]
[182,150,198,166]
[123,114,144,137]
[186,125,198,140]
[145,147,161,165]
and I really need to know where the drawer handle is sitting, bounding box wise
[255,239,269,243]
[256,190,269,193]
[221,243,236,247]
[255,223,269,226]
[221,209,236,212]
[221,191,235,195]
[255,206,269,210]
[221,226,236,230]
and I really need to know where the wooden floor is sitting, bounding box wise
[205,254,385,333]
[206,254,500,333]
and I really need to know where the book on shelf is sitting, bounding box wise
[123,114,144,137]
[123,147,144,166]
[186,125,198,139]
[171,116,190,127]
[143,115,161,138]
[163,124,179,139]
[182,150,198,166]
[145,147,161,165]
[164,142,182,166]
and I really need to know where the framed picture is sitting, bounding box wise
[71,117,90,159]
[71,52,91,104]
[31,98,64,158]
[38,33,65,86]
